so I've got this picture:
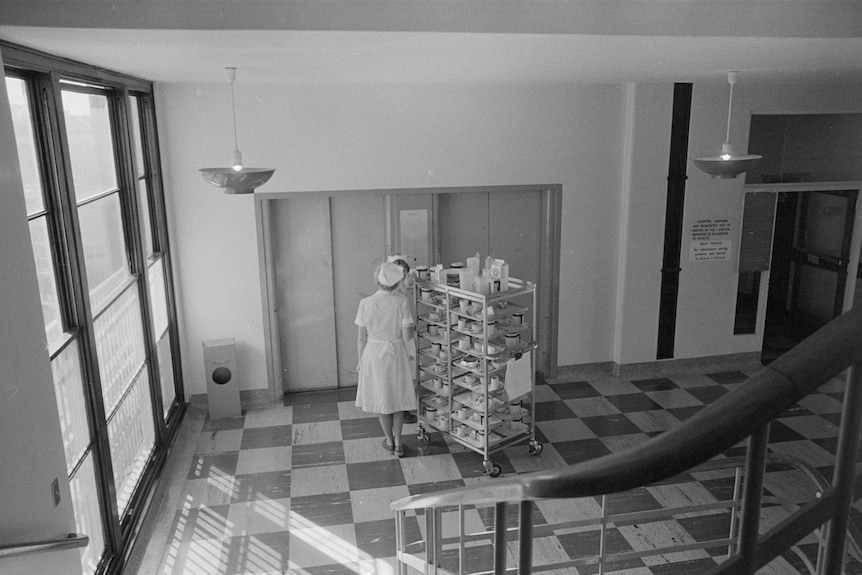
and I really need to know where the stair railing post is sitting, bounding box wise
[518,500,533,575]
[494,502,507,575]
[728,465,742,558]
[599,494,608,575]
[459,505,466,575]
[395,510,405,575]
[737,422,770,572]
[425,506,436,574]
[821,363,862,575]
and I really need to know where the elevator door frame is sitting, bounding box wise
[255,184,562,400]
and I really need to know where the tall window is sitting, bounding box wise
[5,44,183,575]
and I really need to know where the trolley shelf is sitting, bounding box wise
[413,274,540,477]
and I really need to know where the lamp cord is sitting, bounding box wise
[230,79,239,151]
[724,79,734,146]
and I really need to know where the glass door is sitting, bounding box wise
[764,190,857,361]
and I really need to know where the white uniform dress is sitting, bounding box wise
[398,279,418,378]
[355,289,417,414]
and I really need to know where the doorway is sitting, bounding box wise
[762,190,858,363]
[257,185,561,396]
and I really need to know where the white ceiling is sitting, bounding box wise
[2,1,862,86]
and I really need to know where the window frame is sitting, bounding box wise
[3,40,185,575]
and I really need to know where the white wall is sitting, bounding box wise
[158,77,862,391]
[158,82,626,394]
[0,52,82,575]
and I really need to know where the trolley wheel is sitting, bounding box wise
[529,441,544,456]
[419,430,431,444]
[484,462,503,478]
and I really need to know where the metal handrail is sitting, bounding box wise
[392,304,862,574]
[392,303,862,512]
[0,533,89,560]
[397,454,833,575]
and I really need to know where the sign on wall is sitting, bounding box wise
[689,219,733,262]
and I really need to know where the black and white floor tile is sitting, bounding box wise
[152,368,862,574]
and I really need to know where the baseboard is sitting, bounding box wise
[190,388,278,413]
[191,354,764,406]
[550,352,763,383]
[546,362,617,383]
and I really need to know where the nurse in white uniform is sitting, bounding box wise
[387,254,418,424]
[355,261,417,457]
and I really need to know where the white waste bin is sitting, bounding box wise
[203,338,242,419]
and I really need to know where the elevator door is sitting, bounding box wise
[272,188,550,394]
[272,197,340,392]
[437,191,542,288]
[273,194,385,393]
[437,190,545,363]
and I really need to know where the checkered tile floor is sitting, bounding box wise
[150,368,862,574]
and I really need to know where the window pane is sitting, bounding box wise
[801,193,848,258]
[70,453,105,575]
[78,193,129,310]
[797,265,839,327]
[148,257,169,337]
[51,341,90,475]
[129,95,145,178]
[5,76,45,215]
[94,285,146,415]
[28,217,64,345]
[62,90,117,203]
[108,366,155,517]
[156,332,176,420]
[138,177,154,258]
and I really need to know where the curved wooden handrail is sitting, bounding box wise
[392,303,862,512]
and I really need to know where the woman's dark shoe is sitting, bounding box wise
[394,444,405,458]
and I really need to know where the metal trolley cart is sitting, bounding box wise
[413,276,541,477]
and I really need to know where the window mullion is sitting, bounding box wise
[113,88,170,463]
[33,72,75,335]
[43,69,125,564]
[140,94,185,419]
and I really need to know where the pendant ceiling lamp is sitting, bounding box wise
[691,71,762,179]
[199,67,275,194]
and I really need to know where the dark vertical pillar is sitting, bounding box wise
[657,83,693,359]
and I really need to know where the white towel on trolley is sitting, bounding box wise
[504,353,532,401]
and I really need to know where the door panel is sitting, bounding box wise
[331,195,387,387]
[273,198,338,392]
[437,190,545,364]
[797,265,839,325]
[437,192,491,266]
[804,192,847,258]
[436,190,542,281]
[489,190,542,286]
[489,191,544,358]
